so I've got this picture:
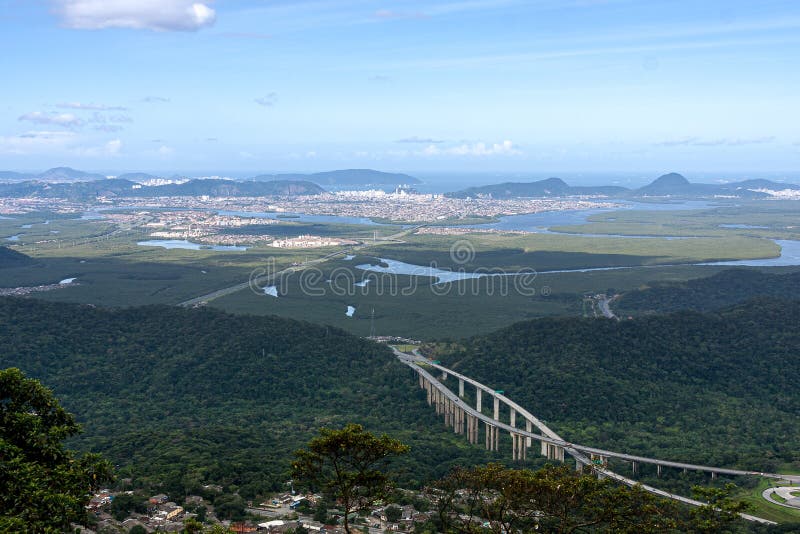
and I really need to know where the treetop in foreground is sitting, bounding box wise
[292,423,410,533]
[0,367,113,533]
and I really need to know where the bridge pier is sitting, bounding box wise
[476,389,482,413]
[458,378,464,398]
[632,461,638,476]
[510,408,516,428]
[711,472,717,480]
[511,433,526,461]
[657,465,662,477]
[526,420,532,447]
[542,443,565,462]
[441,370,447,381]
[493,396,500,421]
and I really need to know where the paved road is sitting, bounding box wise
[761,486,800,510]
[396,348,779,524]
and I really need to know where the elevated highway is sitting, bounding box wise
[393,347,786,525]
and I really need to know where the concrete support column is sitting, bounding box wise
[514,434,518,460]
[493,396,500,421]
[510,408,516,428]
[441,370,447,381]
[476,389,482,413]
[657,465,662,477]
[711,472,717,480]
[541,440,548,458]
[485,422,490,450]
[526,420,532,447]
[632,461,638,476]
[458,379,464,398]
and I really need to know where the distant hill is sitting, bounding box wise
[115,172,162,182]
[252,169,420,186]
[616,268,800,315]
[635,173,800,198]
[133,179,324,197]
[0,247,33,269]
[447,172,800,199]
[0,178,324,199]
[447,177,629,198]
[435,297,800,470]
[0,298,488,496]
[36,167,107,183]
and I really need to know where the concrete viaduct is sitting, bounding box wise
[393,347,791,525]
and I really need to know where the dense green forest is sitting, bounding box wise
[434,298,800,472]
[616,268,800,315]
[0,298,490,499]
[0,246,32,268]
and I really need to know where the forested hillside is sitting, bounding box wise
[0,298,488,498]
[616,268,800,315]
[0,246,32,268]
[435,298,800,471]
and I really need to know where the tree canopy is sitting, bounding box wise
[0,367,113,532]
[292,423,410,533]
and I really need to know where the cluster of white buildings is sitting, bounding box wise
[270,235,358,248]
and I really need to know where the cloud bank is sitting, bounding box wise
[422,140,522,157]
[55,0,216,32]
[18,111,84,128]
[255,93,278,107]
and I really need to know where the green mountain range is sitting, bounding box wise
[433,297,800,472]
[447,173,800,199]
[0,298,488,498]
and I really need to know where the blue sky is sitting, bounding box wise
[1,0,799,176]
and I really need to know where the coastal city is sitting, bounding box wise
[0,190,617,249]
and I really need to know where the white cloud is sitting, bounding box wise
[421,140,522,157]
[656,136,776,147]
[73,139,123,157]
[157,145,174,156]
[57,101,127,110]
[88,112,133,124]
[142,96,170,103]
[0,131,76,155]
[93,124,124,133]
[18,111,84,128]
[396,136,444,144]
[55,0,216,32]
[255,93,278,107]
[0,130,121,158]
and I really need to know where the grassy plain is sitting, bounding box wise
[1,208,789,336]
[363,231,779,272]
[550,200,800,240]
